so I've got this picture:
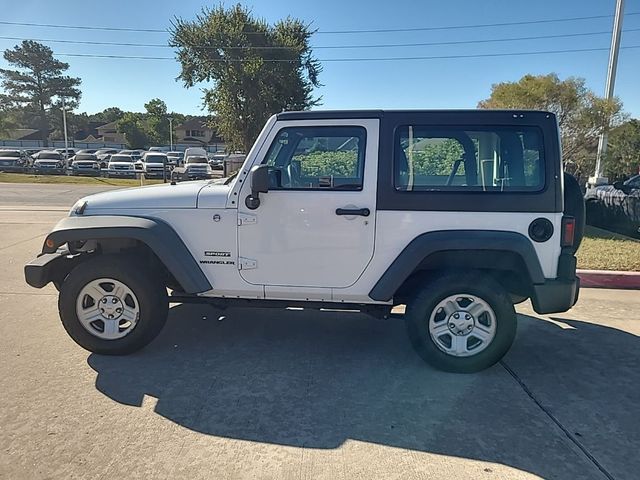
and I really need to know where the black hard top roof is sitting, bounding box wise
[276,109,555,121]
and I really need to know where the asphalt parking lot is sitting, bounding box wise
[1,183,638,479]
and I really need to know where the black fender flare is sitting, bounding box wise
[368,230,545,302]
[42,215,212,294]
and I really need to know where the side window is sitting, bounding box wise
[394,126,544,192]
[264,126,366,190]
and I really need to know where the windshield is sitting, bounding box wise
[187,156,208,164]
[145,155,166,163]
[75,154,96,161]
[0,151,21,157]
[110,155,133,163]
[39,153,62,160]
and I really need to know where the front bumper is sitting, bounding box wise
[107,169,136,177]
[24,250,83,288]
[0,164,26,173]
[72,167,101,176]
[33,166,65,175]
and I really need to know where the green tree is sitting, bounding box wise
[477,73,624,181]
[605,119,640,179]
[89,107,125,124]
[117,112,150,149]
[144,98,169,145]
[170,4,321,152]
[0,40,81,146]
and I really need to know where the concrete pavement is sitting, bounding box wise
[1,201,638,479]
[0,182,123,208]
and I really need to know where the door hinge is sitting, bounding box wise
[238,257,257,270]
[238,213,257,226]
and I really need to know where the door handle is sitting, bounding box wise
[335,207,370,217]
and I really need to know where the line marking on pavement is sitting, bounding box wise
[0,206,69,212]
[500,361,615,480]
[0,233,47,252]
[0,292,57,296]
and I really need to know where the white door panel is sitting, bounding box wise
[237,118,379,290]
[239,191,374,287]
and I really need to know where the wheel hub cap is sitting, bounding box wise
[448,311,474,335]
[428,294,497,357]
[76,278,140,340]
[99,295,124,320]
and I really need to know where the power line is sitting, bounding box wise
[51,45,640,62]
[0,12,639,35]
[2,28,640,50]
[318,12,640,34]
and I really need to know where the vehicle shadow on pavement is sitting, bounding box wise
[88,304,639,479]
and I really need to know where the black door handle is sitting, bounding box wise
[336,208,370,217]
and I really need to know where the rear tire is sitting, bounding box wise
[405,272,516,373]
[58,255,168,355]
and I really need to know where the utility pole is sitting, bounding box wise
[590,0,625,187]
[168,117,174,151]
[61,97,69,161]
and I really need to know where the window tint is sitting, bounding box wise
[264,126,366,190]
[395,126,544,192]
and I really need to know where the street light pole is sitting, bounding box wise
[590,0,625,187]
[168,117,174,151]
[61,97,69,159]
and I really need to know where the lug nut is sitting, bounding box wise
[449,323,455,328]
[454,313,460,319]
[116,308,122,313]
[112,298,117,304]
[102,298,107,304]
[465,314,471,320]
[467,325,473,330]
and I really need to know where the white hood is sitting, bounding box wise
[81,181,206,210]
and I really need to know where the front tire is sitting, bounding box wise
[58,255,168,355]
[405,272,516,373]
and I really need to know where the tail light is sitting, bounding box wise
[561,216,576,247]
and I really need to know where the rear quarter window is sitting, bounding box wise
[394,125,545,192]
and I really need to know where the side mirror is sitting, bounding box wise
[246,165,269,210]
[613,180,624,190]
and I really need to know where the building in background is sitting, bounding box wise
[174,117,226,152]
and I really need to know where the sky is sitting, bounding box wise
[0,0,639,117]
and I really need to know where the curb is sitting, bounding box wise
[577,269,640,290]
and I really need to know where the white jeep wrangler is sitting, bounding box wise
[25,110,583,372]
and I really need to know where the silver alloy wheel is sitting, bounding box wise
[76,278,140,340]
[428,294,497,357]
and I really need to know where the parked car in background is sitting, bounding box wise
[171,154,212,181]
[166,151,183,167]
[118,150,144,162]
[75,149,98,155]
[586,174,640,238]
[208,154,225,170]
[107,154,137,178]
[32,151,65,174]
[95,149,119,168]
[55,148,77,162]
[70,153,101,176]
[0,149,29,172]
[24,149,41,159]
[149,146,169,152]
[136,152,170,179]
